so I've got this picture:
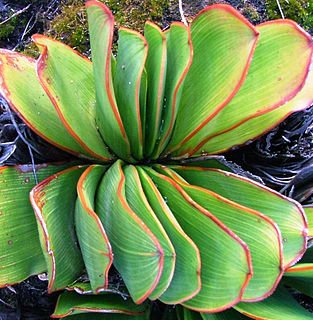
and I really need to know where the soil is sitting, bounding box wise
[0,0,312,319]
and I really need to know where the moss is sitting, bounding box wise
[46,0,89,54]
[240,3,260,23]
[36,0,169,56]
[266,0,313,31]
[0,12,18,40]
[104,0,169,31]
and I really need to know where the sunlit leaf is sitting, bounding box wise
[75,165,113,293]
[30,166,86,292]
[0,163,74,287]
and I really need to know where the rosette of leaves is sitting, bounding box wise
[0,1,313,319]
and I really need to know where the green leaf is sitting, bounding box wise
[33,34,113,162]
[114,28,147,160]
[123,165,175,300]
[168,19,313,158]
[144,167,252,312]
[95,160,163,303]
[0,163,74,287]
[172,166,307,268]
[75,165,113,293]
[176,306,202,320]
[52,290,148,318]
[138,167,201,304]
[151,22,192,159]
[304,206,313,237]
[164,4,258,158]
[0,50,92,158]
[157,166,283,302]
[86,1,132,161]
[235,285,313,320]
[201,308,249,319]
[284,263,313,298]
[30,166,86,292]
[140,67,147,141]
[190,54,313,154]
[143,21,167,156]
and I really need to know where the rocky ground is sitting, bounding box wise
[0,0,312,319]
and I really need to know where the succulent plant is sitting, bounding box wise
[0,1,313,319]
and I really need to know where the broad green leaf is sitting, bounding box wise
[114,28,147,160]
[172,167,307,268]
[144,167,252,312]
[143,21,167,156]
[138,167,201,304]
[201,308,248,319]
[151,22,192,159]
[0,163,74,287]
[300,245,313,263]
[176,306,202,320]
[52,290,148,318]
[75,165,113,293]
[284,263,313,298]
[0,50,92,159]
[168,19,313,158]
[164,4,258,157]
[95,161,163,303]
[123,165,175,300]
[157,166,283,301]
[33,35,112,162]
[30,166,86,292]
[192,54,313,154]
[304,206,313,237]
[66,315,147,320]
[86,1,132,161]
[140,68,147,141]
[235,285,313,320]
[168,155,232,172]
[66,282,93,295]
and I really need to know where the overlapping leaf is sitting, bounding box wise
[75,165,113,293]
[171,166,307,267]
[52,290,149,319]
[30,166,86,292]
[33,35,112,162]
[0,163,74,287]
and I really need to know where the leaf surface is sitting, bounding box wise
[284,263,313,298]
[95,161,163,303]
[143,22,167,156]
[86,1,131,161]
[152,22,192,159]
[114,28,147,160]
[168,19,313,158]
[0,163,73,287]
[235,285,313,320]
[172,166,307,268]
[157,166,283,301]
[33,34,112,162]
[201,308,248,319]
[304,206,313,237]
[138,167,201,304]
[75,165,113,293]
[123,165,175,300]
[192,54,313,154]
[0,50,91,158]
[144,167,251,312]
[52,290,148,318]
[165,4,258,157]
[30,166,86,292]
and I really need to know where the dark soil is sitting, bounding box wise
[0,0,312,319]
